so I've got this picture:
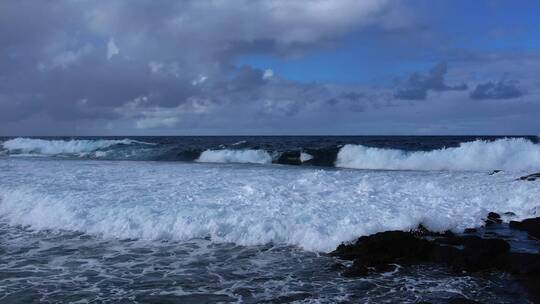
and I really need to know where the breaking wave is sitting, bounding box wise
[336,138,540,172]
[1,137,539,172]
[1,137,154,157]
[196,149,273,164]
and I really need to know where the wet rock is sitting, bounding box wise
[343,263,369,277]
[509,217,540,239]
[517,173,540,181]
[503,211,516,217]
[302,147,339,167]
[275,151,301,165]
[430,236,510,272]
[329,262,346,271]
[464,228,477,234]
[332,226,539,302]
[412,224,455,238]
[332,231,434,264]
[333,231,511,274]
[485,212,502,225]
[489,170,502,175]
[504,252,540,303]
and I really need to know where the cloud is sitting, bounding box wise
[394,63,468,100]
[107,38,119,60]
[262,69,274,80]
[0,1,539,135]
[470,80,525,100]
[0,1,399,132]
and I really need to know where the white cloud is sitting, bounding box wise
[38,45,95,70]
[148,61,164,73]
[107,38,119,60]
[87,0,395,52]
[115,96,214,129]
[263,69,274,80]
[191,75,208,86]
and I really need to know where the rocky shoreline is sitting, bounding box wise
[330,212,540,303]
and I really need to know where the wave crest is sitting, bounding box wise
[1,137,154,156]
[196,149,273,164]
[336,138,540,171]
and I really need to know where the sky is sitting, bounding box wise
[1,0,539,135]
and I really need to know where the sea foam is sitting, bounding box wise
[1,157,539,252]
[197,149,273,164]
[336,138,540,172]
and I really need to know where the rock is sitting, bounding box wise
[331,231,434,264]
[503,211,516,217]
[509,217,540,239]
[329,262,346,271]
[302,147,339,167]
[464,228,477,234]
[333,223,540,302]
[343,262,369,277]
[275,151,301,165]
[517,173,540,181]
[431,236,510,272]
[332,231,510,273]
[485,212,502,225]
[503,252,540,303]
[460,237,510,271]
[489,170,502,175]
[413,224,454,238]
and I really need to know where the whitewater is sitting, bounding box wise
[1,156,539,252]
[2,136,540,171]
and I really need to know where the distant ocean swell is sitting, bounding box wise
[1,137,540,171]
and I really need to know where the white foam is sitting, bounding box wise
[300,152,314,162]
[196,149,273,164]
[1,137,154,156]
[1,158,539,252]
[231,140,247,146]
[336,138,540,172]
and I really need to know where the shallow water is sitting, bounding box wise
[0,223,528,303]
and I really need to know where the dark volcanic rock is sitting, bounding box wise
[485,212,502,225]
[413,224,454,238]
[464,228,477,234]
[302,147,339,167]
[509,217,540,239]
[430,236,510,272]
[332,223,540,302]
[333,231,510,273]
[275,151,301,165]
[517,173,540,181]
[333,231,434,277]
[332,231,435,263]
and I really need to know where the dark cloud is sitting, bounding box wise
[470,80,525,100]
[394,63,468,100]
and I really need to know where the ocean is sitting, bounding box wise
[1,136,539,303]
